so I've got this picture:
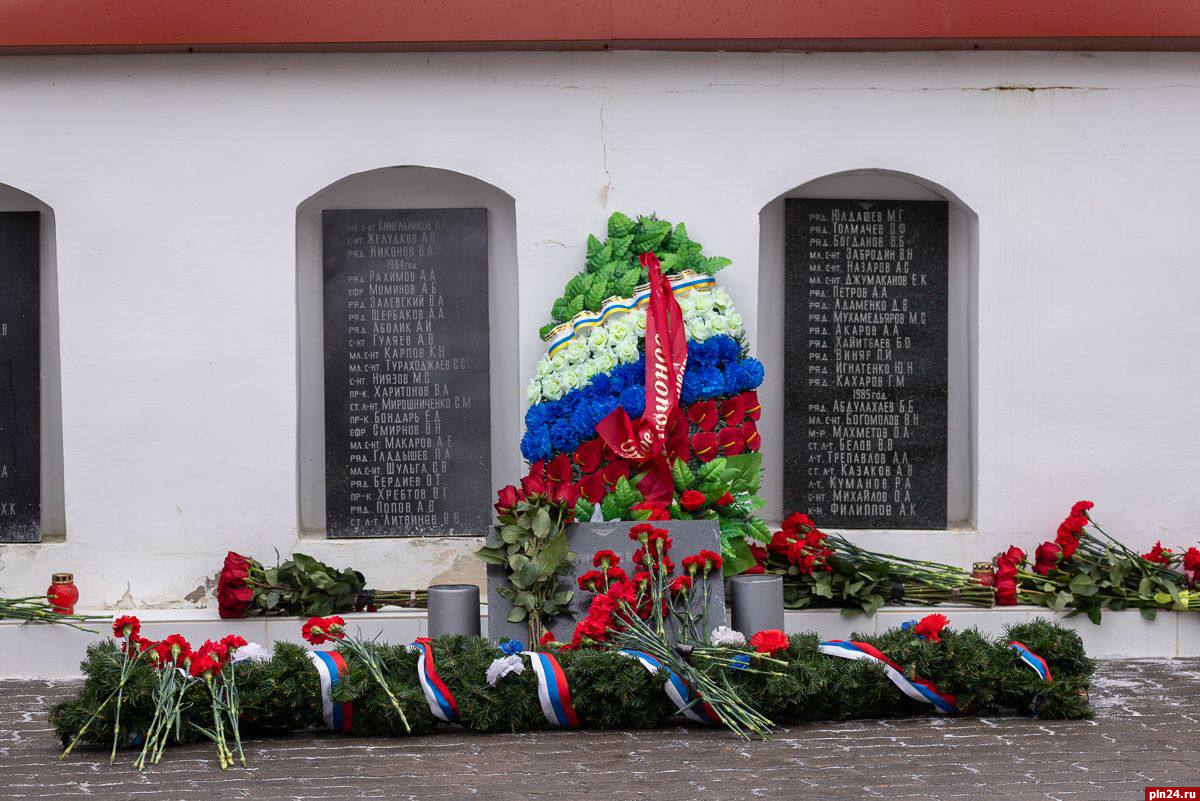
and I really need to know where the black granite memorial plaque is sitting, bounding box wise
[0,212,40,543]
[486,520,726,644]
[783,199,948,530]
[323,208,491,537]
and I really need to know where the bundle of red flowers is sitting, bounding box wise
[999,501,1200,622]
[299,616,410,733]
[911,613,950,642]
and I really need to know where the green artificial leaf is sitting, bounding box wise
[614,269,640,297]
[671,459,695,493]
[667,221,690,251]
[722,452,762,494]
[634,218,672,252]
[608,235,635,261]
[574,498,595,522]
[567,294,586,317]
[721,536,757,576]
[585,279,608,309]
[697,457,727,485]
[600,493,621,521]
[586,241,614,273]
[551,297,572,323]
[586,233,603,260]
[565,273,591,298]
[608,211,636,238]
[507,606,528,623]
[613,476,641,510]
[657,252,684,273]
[698,256,733,275]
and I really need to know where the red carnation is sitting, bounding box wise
[494,484,522,517]
[647,529,673,558]
[718,426,746,455]
[629,522,655,541]
[579,471,607,503]
[189,653,221,679]
[1142,541,1173,566]
[913,613,949,643]
[577,570,605,592]
[738,391,762,421]
[696,549,723,573]
[680,489,707,512]
[741,421,761,452]
[691,431,720,462]
[603,460,632,486]
[782,512,814,533]
[302,616,345,645]
[221,634,248,652]
[217,552,256,619]
[156,634,192,666]
[574,438,605,473]
[539,631,557,647]
[112,615,141,640]
[668,575,693,594]
[688,400,719,432]
[1055,528,1079,559]
[197,639,229,666]
[1070,500,1095,518]
[1184,547,1200,572]
[749,629,789,655]
[592,549,620,569]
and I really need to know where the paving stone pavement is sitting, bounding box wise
[3,659,1199,801]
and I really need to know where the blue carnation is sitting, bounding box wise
[738,357,765,390]
[688,338,712,363]
[520,427,552,462]
[550,418,576,453]
[682,365,724,404]
[590,372,612,395]
[714,334,741,364]
[619,385,646,417]
[722,363,745,396]
[525,403,549,429]
[499,639,525,655]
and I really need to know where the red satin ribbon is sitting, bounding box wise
[594,252,687,505]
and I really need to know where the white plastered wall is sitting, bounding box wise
[0,50,1197,606]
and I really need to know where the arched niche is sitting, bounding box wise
[0,182,65,540]
[296,166,519,537]
[757,169,978,529]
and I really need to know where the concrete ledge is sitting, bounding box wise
[1,606,1194,678]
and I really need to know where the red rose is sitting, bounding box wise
[741,421,761,452]
[687,400,719,432]
[603,460,631,487]
[715,492,734,507]
[631,501,670,521]
[680,490,707,512]
[738,391,762,421]
[521,470,547,498]
[217,552,256,619]
[1003,546,1027,566]
[718,426,746,455]
[579,471,607,503]
[548,480,581,510]
[995,575,1018,606]
[1033,542,1062,575]
[574,438,604,473]
[1070,500,1094,518]
[719,396,745,426]
[112,614,141,640]
[494,484,521,517]
[748,629,790,655]
[913,613,949,643]
[547,453,573,483]
[691,432,719,462]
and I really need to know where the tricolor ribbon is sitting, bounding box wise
[618,649,721,725]
[593,253,688,506]
[523,651,580,728]
[543,269,716,355]
[818,640,959,715]
[1009,640,1052,715]
[305,650,354,734]
[410,638,460,724]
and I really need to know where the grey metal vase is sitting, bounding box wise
[426,584,481,638]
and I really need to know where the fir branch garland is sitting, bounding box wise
[50,617,1094,755]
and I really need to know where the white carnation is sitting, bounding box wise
[710,626,747,647]
[486,654,526,687]
[231,642,272,663]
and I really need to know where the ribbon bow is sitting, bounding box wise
[593,253,688,506]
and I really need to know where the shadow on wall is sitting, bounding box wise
[0,181,65,540]
[294,166,520,537]
[756,169,979,529]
